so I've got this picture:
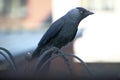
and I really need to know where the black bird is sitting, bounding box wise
[30,7,93,74]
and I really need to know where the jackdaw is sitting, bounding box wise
[29,7,93,75]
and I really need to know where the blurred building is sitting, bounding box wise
[0,0,52,31]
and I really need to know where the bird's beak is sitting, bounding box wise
[86,11,94,15]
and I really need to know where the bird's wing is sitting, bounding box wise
[38,18,65,47]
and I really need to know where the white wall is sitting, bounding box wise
[74,11,120,63]
[52,0,80,22]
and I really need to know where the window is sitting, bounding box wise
[80,0,115,12]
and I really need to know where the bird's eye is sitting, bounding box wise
[80,11,84,14]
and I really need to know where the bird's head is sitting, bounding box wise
[67,7,94,23]
[76,7,94,18]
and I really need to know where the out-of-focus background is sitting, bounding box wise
[0,0,120,78]
[0,0,120,62]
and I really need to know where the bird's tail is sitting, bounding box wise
[32,48,41,59]
[25,47,42,61]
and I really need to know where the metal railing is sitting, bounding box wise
[0,47,92,77]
